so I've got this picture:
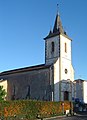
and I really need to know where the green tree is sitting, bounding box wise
[0,86,6,101]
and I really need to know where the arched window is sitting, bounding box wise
[51,42,54,52]
[65,43,67,53]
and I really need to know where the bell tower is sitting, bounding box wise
[44,13,62,65]
[44,12,74,101]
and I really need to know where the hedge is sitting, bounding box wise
[0,100,72,119]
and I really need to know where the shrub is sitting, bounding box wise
[0,86,6,101]
[0,100,72,119]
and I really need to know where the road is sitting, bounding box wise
[46,115,87,120]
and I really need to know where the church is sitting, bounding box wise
[0,12,74,101]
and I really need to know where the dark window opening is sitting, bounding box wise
[11,85,16,100]
[64,91,69,101]
[52,42,54,52]
[26,85,30,99]
[65,43,67,53]
[65,69,68,74]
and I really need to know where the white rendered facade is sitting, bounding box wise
[83,81,87,103]
[74,79,87,103]
[45,14,74,101]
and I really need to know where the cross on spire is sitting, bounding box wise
[57,4,59,15]
[57,4,58,14]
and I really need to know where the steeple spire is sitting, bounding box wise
[52,4,64,33]
[53,13,64,34]
[44,5,67,40]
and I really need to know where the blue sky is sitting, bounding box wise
[0,0,87,80]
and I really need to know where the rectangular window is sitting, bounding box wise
[65,43,67,53]
[52,42,54,52]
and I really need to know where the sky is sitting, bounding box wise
[0,0,87,80]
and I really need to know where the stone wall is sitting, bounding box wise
[0,66,53,101]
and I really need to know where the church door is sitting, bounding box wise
[64,91,69,101]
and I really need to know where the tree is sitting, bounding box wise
[0,86,6,101]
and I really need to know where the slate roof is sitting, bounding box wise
[74,79,87,82]
[0,64,52,76]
